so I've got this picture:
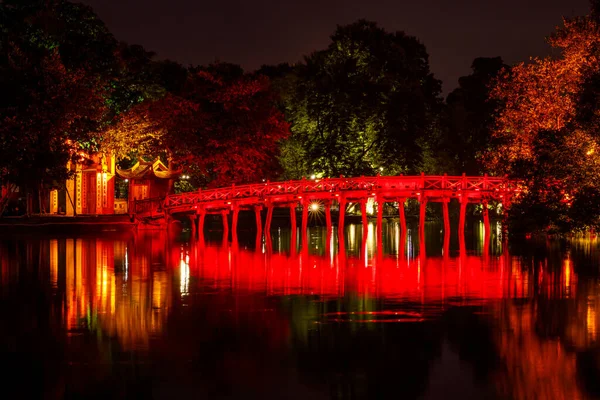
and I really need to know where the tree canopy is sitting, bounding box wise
[276,20,442,179]
[488,14,600,232]
[104,64,289,188]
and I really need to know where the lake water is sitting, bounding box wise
[1,221,600,399]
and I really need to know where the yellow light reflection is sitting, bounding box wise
[55,237,170,350]
[180,251,190,296]
[587,302,597,342]
[49,239,58,288]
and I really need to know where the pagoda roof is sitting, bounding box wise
[116,159,181,180]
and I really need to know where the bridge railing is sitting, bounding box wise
[163,175,516,210]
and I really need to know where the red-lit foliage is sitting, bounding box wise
[0,49,107,191]
[489,16,600,232]
[104,67,290,188]
[489,17,600,172]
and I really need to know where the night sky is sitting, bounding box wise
[80,0,590,94]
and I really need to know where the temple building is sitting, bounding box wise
[4,156,178,216]
[49,153,116,216]
[116,159,180,215]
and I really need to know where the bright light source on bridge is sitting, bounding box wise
[124,179,128,182]
[310,174,316,180]
[310,202,320,212]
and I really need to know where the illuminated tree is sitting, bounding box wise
[0,49,108,212]
[0,0,172,211]
[277,20,441,178]
[489,17,600,174]
[105,65,289,188]
[489,12,600,232]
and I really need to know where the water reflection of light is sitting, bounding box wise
[367,222,375,259]
[124,246,129,282]
[477,221,485,252]
[366,198,375,215]
[563,257,572,297]
[152,271,166,310]
[49,239,58,288]
[587,302,597,341]
[278,227,282,252]
[393,222,400,256]
[330,230,334,264]
[180,250,190,296]
[348,224,357,252]
[406,228,413,262]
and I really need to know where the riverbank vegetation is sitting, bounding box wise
[2,0,600,233]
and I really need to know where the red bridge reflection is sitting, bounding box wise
[0,231,594,400]
[0,231,578,334]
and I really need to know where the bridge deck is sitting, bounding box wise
[163,174,517,214]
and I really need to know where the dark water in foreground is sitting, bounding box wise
[2,221,600,399]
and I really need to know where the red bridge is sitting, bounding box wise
[160,173,518,240]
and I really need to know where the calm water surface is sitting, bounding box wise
[2,221,600,399]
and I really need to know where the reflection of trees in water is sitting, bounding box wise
[493,301,583,400]
[490,248,600,400]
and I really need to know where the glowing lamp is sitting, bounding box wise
[310,203,319,212]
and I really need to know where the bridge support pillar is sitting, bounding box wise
[360,200,368,228]
[254,205,262,235]
[325,201,332,232]
[398,198,407,256]
[196,212,205,239]
[376,199,383,246]
[482,201,490,238]
[360,200,368,243]
[398,198,406,234]
[459,200,467,238]
[265,203,274,234]
[289,204,297,255]
[338,198,346,247]
[221,210,229,241]
[501,198,510,238]
[442,199,450,238]
[232,206,239,239]
[189,215,196,238]
[419,198,427,237]
[301,200,308,247]
[289,204,297,232]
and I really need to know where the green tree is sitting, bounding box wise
[278,20,442,179]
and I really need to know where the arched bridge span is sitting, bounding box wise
[159,174,518,240]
